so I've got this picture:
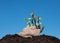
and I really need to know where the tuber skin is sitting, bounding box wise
[17,26,40,38]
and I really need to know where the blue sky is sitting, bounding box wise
[0,0,60,39]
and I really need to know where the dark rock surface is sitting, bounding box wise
[0,34,60,43]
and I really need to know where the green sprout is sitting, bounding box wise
[24,12,44,33]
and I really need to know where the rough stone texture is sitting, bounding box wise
[0,34,60,43]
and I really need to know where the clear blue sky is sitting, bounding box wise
[0,0,60,39]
